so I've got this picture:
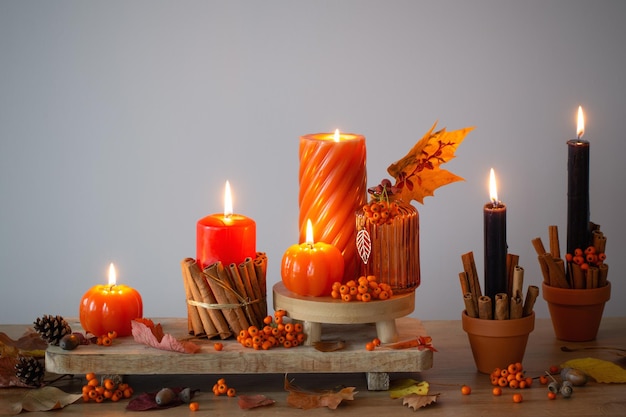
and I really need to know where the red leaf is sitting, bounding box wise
[238,394,276,409]
[131,320,200,353]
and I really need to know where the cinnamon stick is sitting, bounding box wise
[506,253,519,298]
[510,295,523,319]
[523,285,539,317]
[478,296,493,320]
[228,262,257,327]
[541,253,570,288]
[204,262,247,336]
[593,230,607,254]
[598,263,609,288]
[180,258,205,336]
[215,262,250,333]
[531,237,547,256]
[587,266,599,289]
[461,252,482,314]
[571,263,585,289]
[549,225,561,259]
[495,293,509,320]
[237,261,262,328]
[512,265,524,299]
[243,256,267,322]
[463,292,478,318]
[184,258,220,338]
[537,255,550,285]
[459,272,470,297]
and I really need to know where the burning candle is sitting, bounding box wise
[299,129,367,282]
[196,181,256,269]
[484,168,507,300]
[79,263,143,337]
[566,106,590,257]
[280,219,345,297]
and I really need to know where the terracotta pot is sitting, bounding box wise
[542,281,611,342]
[462,310,535,374]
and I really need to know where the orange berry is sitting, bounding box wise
[490,376,499,386]
[103,378,116,390]
[512,393,523,403]
[331,290,340,299]
[283,340,292,348]
[217,383,228,395]
[88,389,99,399]
[361,293,372,302]
[85,372,97,381]
[189,401,200,411]
[491,367,502,378]
[500,369,509,377]
[88,378,99,387]
[492,387,502,396]
[525,377,533,387]
[498,377,508,387]
[509,379,519,389]
[378,291,389,300]
[539,375,549,385]
[95,394,104,403]
[342,294,352,302]
[284,323,294,333]
[547,391,557,400]
[549,365,559,374]
[263,315,273,325]
[339,285,349,295]
[248,326,259,337]
[123,387,133,398]
[294,323,303,333]
[107,330,118,340]
[372,337,381,347]
[82,392,90,402]
[103,389,113,399]
[461,385,471,395]
[365,342,375,351]
[213,342,224,351]
[101,336,113,346]
[518,380,527,389]
[349,286,358,296]
[508,363,518,374]
[227,387,236,397]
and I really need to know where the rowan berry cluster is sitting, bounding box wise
[566,246,606,268]
[330,275,393,302]
[81,373,133,403]
[94,330,118,347]
[212,378,236,397]
[489,362,533,390]
[362,200,401,225]
[236,310,305,349]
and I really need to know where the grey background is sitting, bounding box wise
[1,1,625,323]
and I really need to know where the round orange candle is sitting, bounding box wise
[79,263,143,337]
[299,130,367,282]
[196,181,256,269]
[281,219,344,297]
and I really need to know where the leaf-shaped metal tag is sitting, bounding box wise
[356,229,371,264]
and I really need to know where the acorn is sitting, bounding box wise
[560,380,573,398]
[155,387,177,406]
[178,387,192,403]
[561,367,588,386]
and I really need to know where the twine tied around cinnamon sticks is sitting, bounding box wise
[181,253,268,339]
[460,251,538,320]
[532,224,609,289]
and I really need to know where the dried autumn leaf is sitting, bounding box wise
[402,393,439,410]
[284,375,357,409]
[0,356,30,388]
[561,358,626,383]
[0,331,47,358]
[387,122,473,204]
[19,386,82,412]
[238,394,276,409]
[389,379,430,399]
[131,320,200,354]
[313,340,346,352]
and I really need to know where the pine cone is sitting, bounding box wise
[15,356,45,387]
[33,314,72,345]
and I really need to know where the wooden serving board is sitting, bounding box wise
[45,316,433,384]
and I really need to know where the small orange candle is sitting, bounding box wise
[281,219,345,297]
[196,181,256,269]
[299,130,367,282]
[79,263,143,337]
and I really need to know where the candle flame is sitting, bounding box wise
[334,129,340,142]
[108,263,117,286]
[577,105,585,139]
[305,219,314,245]
[224,180,233,218]
[489,168,499,205]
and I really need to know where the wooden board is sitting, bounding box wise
[45,317,433,376]
[272,282,415,324]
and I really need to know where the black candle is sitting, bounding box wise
[484,168,507,301]
[566,106,590,258]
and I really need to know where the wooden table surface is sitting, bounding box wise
[1,317,625,416]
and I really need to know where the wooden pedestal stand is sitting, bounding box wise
[273,282,431,389]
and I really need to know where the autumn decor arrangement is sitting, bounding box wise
[356,122,473,293]
[458,251,538,373]
[533,224,611,342]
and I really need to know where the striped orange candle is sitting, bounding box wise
[299,130,367,282]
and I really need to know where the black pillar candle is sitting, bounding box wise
[566,106,590,258]
[484,169,507,301]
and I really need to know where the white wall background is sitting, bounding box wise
[1,1,625,324]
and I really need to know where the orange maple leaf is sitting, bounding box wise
[387,122,473,204]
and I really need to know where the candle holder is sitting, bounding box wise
[532,224,611,342]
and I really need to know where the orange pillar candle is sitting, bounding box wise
[196,181,256,269]
[299,130,367,282]
[79,263,143,337]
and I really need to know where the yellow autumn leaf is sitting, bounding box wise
[387,122,474,204]
[562,358,626,383]
[389,379,429,398]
